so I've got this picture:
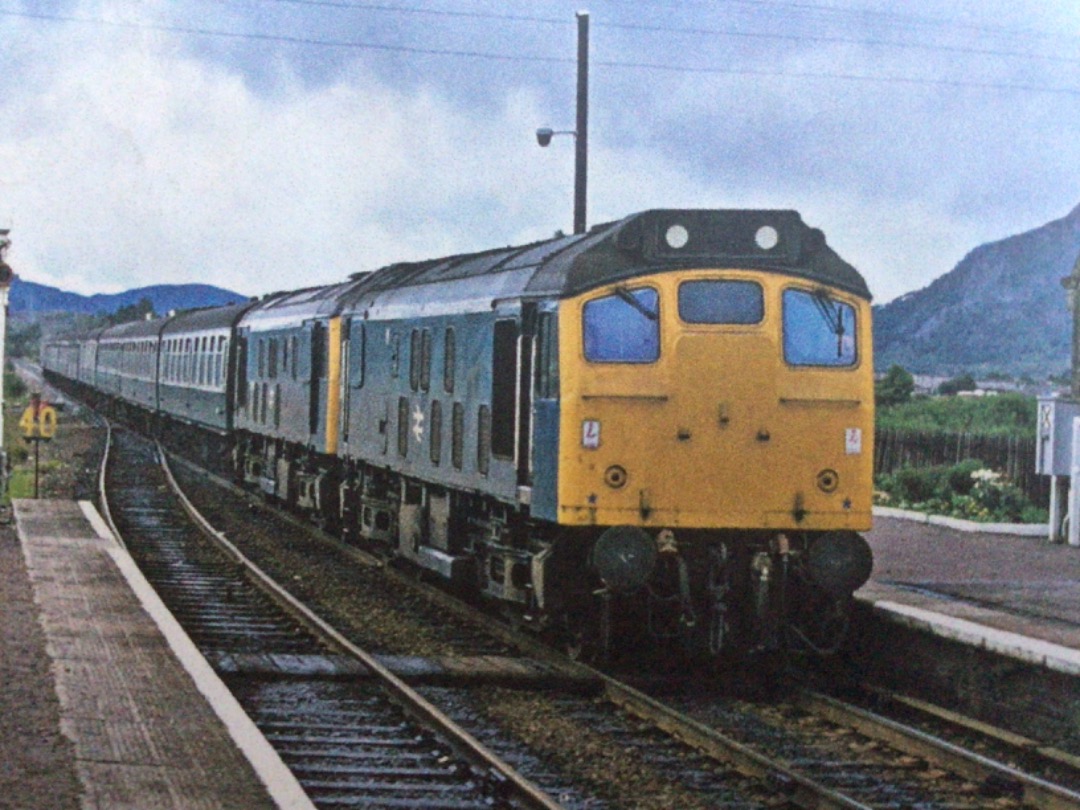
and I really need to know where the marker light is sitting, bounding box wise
[755,225,779,250]
[665,224,689,249]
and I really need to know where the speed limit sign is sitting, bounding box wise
[20,399,58,441]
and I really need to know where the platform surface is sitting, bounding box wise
[14,498,297,810]
[859,515,1080,674]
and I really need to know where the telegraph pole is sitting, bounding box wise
[537,11,590,235]
[574,11,589,235]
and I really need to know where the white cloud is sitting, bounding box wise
[0,34,544,294]
[1,0,1079,309]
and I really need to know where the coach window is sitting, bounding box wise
[451,402,464,470]
[236,336,249,406]
[583,287,659,363]
[678,280,763,324]
[185,339,193,382]
[257,338,266,378]
[443,328,455,394]
[420,330,431,392]
[268,338,278,379]
[354,323,366,388]
[782,288,857,367]
[397,396,410,457]
[409,330,420,391]
[430,400,442,465]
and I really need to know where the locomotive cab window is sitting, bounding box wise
[678,280,763,325]
[583,286,660,363]
[782,288,857,367]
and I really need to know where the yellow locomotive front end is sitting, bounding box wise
[558,270,873,532]
[548,212,874,656]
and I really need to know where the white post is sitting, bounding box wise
[0,230,10,473]
[1049,475,1064,543]
[1069,418,1080,547]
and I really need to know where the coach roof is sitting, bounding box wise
[161,300,259,335]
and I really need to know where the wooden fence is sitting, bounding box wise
[873,428,1050,508]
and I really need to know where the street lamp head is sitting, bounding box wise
[536,127,554,147]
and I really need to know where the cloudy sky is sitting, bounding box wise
[1,0,1078,303]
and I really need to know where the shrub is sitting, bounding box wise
[875,459,1047,524]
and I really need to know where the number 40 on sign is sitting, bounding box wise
[20,398,58,441]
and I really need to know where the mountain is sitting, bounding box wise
[9,279,248,318]
[873,204,1080,377]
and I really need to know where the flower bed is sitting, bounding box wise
[874,458,1048,524]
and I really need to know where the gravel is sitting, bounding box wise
[0,521,82,810]
[0,401,103,810]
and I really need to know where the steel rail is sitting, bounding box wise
[95,417,125,549]
[862,683,1080,774]
[163,452,874,808]
[165,451,1080,810]
[794,689,1080,810]
[155,442,566,810]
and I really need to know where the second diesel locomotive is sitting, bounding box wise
[43,209,875,657]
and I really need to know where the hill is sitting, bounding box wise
[873,204,1080,377]
[9,278,248,317]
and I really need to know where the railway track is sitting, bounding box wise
[101,425,566,810]
[89,409,1080,810]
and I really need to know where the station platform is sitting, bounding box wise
[11,498,314,810]
[858,513,1080,676]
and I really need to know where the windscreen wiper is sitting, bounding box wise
[614,286,659,321]
[812,289,845,357]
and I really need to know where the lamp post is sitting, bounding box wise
[537,11,589,235]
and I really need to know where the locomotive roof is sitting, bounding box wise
[238,281,364,331]
[337,209,870,316]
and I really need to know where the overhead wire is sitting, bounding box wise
[597,0,1080,44]
[251,0,1080,65]
[2,3,1079,95]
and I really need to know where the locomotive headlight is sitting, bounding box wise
[604,465,628,488]
[817,469,839,493]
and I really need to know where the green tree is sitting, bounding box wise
[105,297,156,326]
[7,321,41,359]
[938,373,976,395]
[875,364,914,406]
